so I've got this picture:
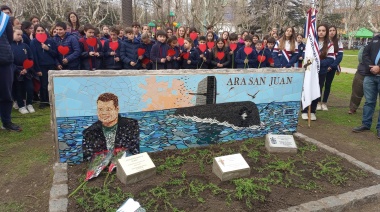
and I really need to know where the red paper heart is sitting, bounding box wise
[86,37,97,47]
[183,52,190,60]
[190,32,198,41]
[244,47,253,55]
[257,55,266,63]
[167,49,176,57]
[142,58,150,65]
[137,48,146,56]
[199,44,206,52]
[178,38,184,46]
[268,58,274,64]
[23,59,34,69]
[58,46,70,56]
[217,52,225,61]
[36,33,47,43]
[100,40,105,47]
[109,41,119,51]
[207,42,214,49]
[229,43,237,51]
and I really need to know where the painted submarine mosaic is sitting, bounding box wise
[52,71,304,164]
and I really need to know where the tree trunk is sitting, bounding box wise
[122,0,133,27]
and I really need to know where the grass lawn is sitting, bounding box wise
[341,49,359,69]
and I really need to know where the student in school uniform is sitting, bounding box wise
[150,30,169,70]
[296,34,305,68]
[53,22,81,70]
[78,24,103,70]
[181,37,200,69]
[235,35,256,69]
[103,27,123,70]
[272,27,299,68]
[30,24,59,109]
[166,36,181,69]
[253,40,271,68]
[11,27,36,114]
[140,33,155,70]
[265,37,276,67]
[210,38,230,69]
[228,33,240,69]
[301,24,335,121]
[196,36,210,69]
[120,27,143,70]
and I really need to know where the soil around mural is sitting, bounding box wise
[67,138,380,212]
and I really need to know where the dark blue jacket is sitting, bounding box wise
[11,41,35,81]
[133,33,141,43]
[120,39,142,69]
[181,48,200,69]
[227,44,241,68]
[196,47,210,69]
[272,41,299,68]
[22,32,32,46]
[150,41,169,70]
[140,40,155,69]
[235,46,256,68]
[103,40,123,70]
[0,17,14,64]
[210,48,230,68]
[53,32,81,70]
[30,38,59,71]
[166,46,181,69]
[330,41,344,71]
[253,49,271,68]
[79,37,104,70]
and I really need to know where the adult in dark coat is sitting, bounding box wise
[0,11,21,131]
[82,93,140,161]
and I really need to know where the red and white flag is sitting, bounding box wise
[302,8,320,109]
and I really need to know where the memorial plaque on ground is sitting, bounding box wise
[265,134,297,154]
[116,152,156,184]
[212,153,250,181]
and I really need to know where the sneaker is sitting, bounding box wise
[310,113,317,121]
[316,103,322,111]
[321,103,328,111]
[26,104,35,113]
[13,102,19,110]
[301,113,308,120]
[2,122,22,131]
[18,107,29,114]
[348,109,356,114]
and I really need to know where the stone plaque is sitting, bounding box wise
[116,152,156,184]
[212,153,250,181]
[265,134,297,154]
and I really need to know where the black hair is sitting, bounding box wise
[244,35,253,41]
[83,24,95,31]
[156,30,167,38]
[229,33,238,41]
[55,22,67,30]
[21,21,33,33]
[0,5,12,13]
[167,35,178,44]
[199,36,206,41]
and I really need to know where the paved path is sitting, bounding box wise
[341,67,356,74]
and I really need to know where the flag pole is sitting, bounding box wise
[308,0,315,128]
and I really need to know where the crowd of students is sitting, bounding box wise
[1,5,343,122]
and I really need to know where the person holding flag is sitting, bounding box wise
[0,9,22,131]
[301,22,335,121]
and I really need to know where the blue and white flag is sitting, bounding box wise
[0,12,10,37]
[302,8,321,109]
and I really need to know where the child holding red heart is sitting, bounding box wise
[166,36,181,69]
[227,33,241,69]
[30,24,59,109]
[150,30,169,70]
[11,28,36,114]
[53,22,81,70]
[196,36,210,69]
[210,38,230,69]
[254,40,271,68]
[120,27,144,70]
[235,35,256,69]
[104,27,123,70]
[79,24,103,71]
[181,38,200,69]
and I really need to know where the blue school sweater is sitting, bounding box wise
[120,39,142,69]
[103,40,123,70]
[210,48,230,68]
[30,38,58,71]
[53,33,81,69]
[253,49,271,68]
[11,41,35,80]
[235,46,256,68]
[166,46,181,69]
[196,47,210,69]
[79,36,104,70]
[181,48,200,69]
[150,41,169,70]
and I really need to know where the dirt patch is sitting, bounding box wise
[0,131,55,212]
[68,138,380,212]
